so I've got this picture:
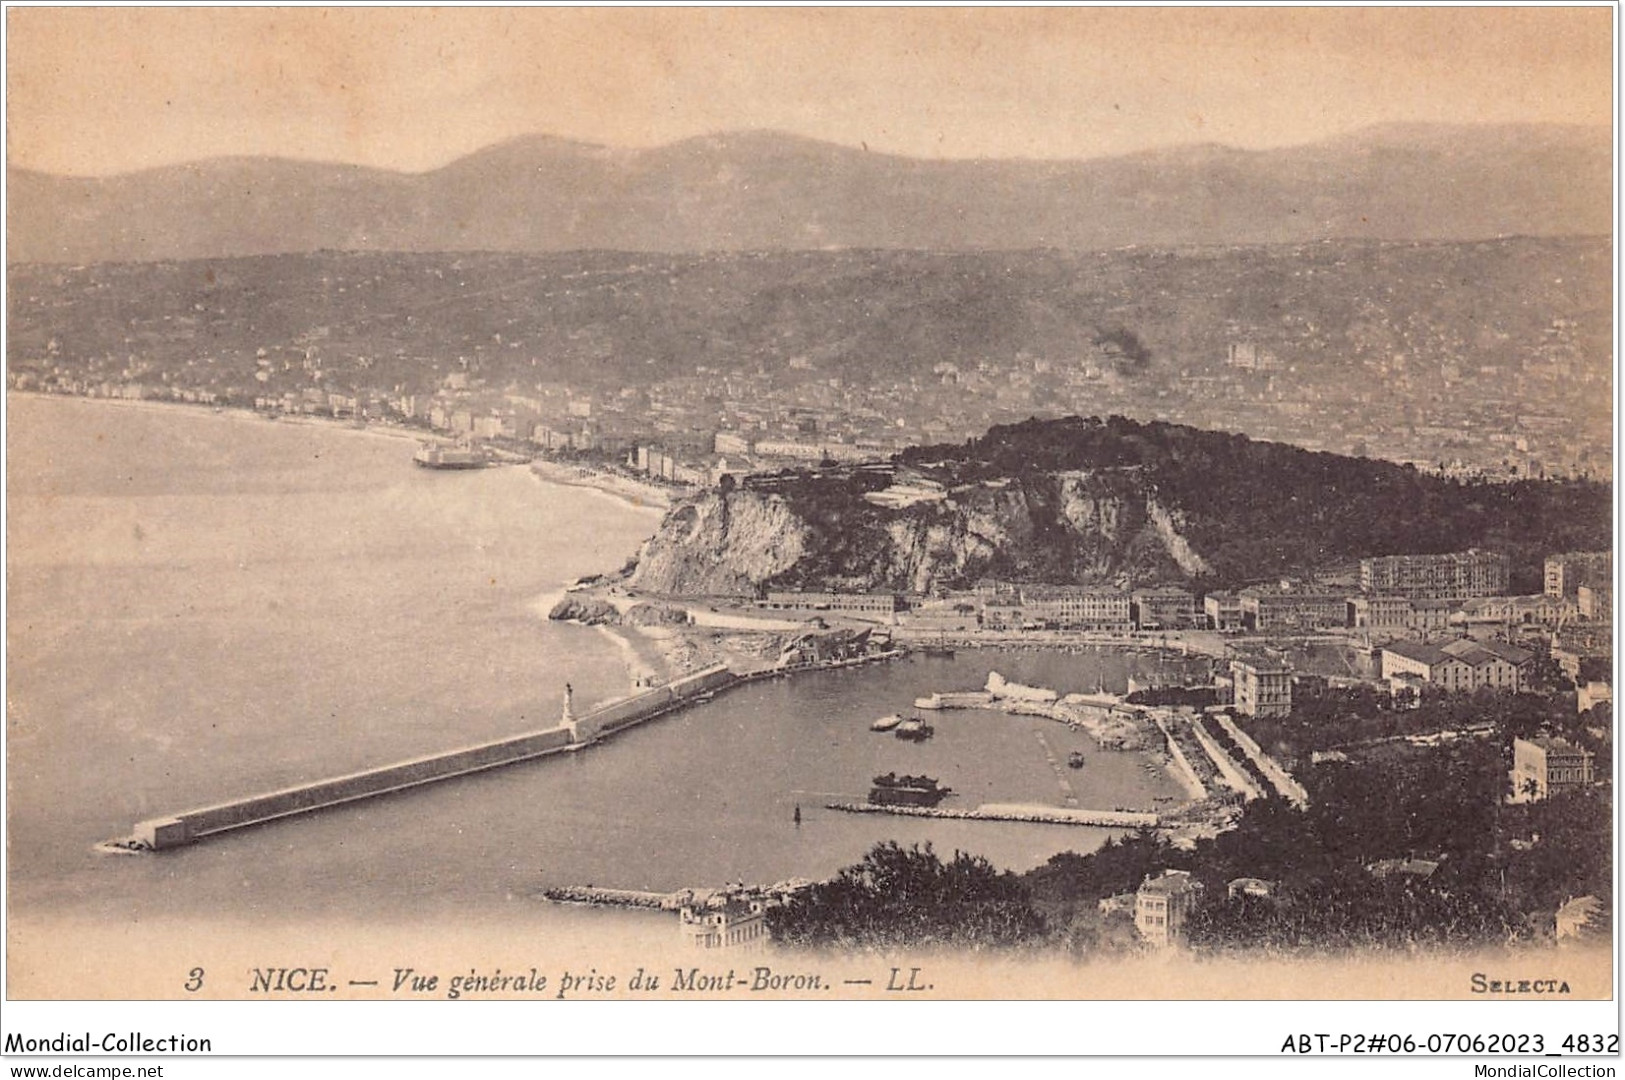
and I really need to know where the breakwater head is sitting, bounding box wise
[541,885,677,909]
[120,664,737,851]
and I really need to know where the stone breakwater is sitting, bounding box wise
[120,665,736,850]
[115,647,913,852]
[541,886,675,909]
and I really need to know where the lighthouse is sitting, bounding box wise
[562,682,584,744]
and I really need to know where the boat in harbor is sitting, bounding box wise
[413,442,489,469]
[868,773,952,807]
[895,717,935,741]
[870,713,904,732]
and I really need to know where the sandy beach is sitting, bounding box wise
[529,457,677,512]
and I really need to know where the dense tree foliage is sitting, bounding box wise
[1020,722,1610,955]
[1246,682,1602,766]
[903,415,1611,588]
[768,686,1605,957]
[766,841,1046,950]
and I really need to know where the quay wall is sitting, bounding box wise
[133,663,737,850]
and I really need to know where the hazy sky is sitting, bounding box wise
[6,7,1614,176]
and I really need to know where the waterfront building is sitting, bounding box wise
[1019,585,1133,631]
[1131,587,1198,630]
[678,896,770,950]
[1380,637,1529,694]
[1360,550,1509,601]
[1511,736,1594,801]
[762,591,901,617]
[1237,587,1348,632]
[752,439,874,463]
[1545,551,1611,598]
[1231,658,1292,718]
[1456,594,1574,631]
[974,585,1132,632]
[1347,595,1412,634]
[1135,869,1204,947]
[1408,599,1453,634]
[1439,637,1531,689]
[1349,594,1453,636]
[980,596,1027,631]
[1204,591,1243,631]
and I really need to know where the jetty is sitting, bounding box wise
[541,886,677,909]
[120,643,910,851]
[914,672,1150,750]
[825,801,1159,829]
[122,664,736,850]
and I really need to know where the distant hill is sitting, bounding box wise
[8,239,1610,475]
[7,123,1610,263]
[629,415,1612,596]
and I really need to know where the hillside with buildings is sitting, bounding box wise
[7,235,1611,481]
[628,415,1610,598]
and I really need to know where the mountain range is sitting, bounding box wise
[7,123,1610,264]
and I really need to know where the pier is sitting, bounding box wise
[122,645,911,851]
[825,801,1159,829]
[541,885,677,909]
[125,664,736,850]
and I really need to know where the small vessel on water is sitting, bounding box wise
[867,773,953,807]
[413,442,489,469]
[870,713,904,732]
[894,717,935,742]
[1068,751,1087,769]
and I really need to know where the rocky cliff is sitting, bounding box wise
[628,466,1200,596]
[631,490,813,596]
[624,414,1612,598]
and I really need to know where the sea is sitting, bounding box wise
[5,394,1201,990]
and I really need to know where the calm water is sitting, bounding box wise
[7,395,1190,935]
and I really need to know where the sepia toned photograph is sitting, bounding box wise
[2,4,1615,1044]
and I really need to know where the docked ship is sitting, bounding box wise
[867,773,952,807]
[894,717,935,741]
[413,442,489,469]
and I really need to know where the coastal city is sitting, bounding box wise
[8,270,1614,955]
[4,10,1617,1068]
[6,237,1612,490]
[537,540,1613,953]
